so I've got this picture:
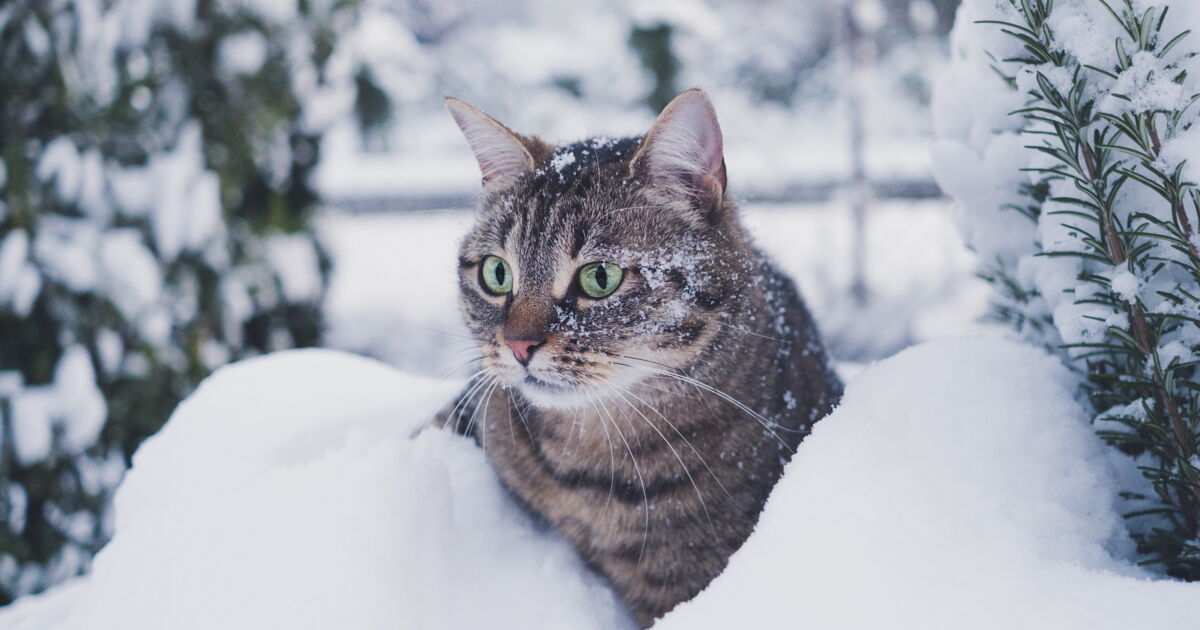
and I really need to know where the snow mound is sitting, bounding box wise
[656,338,1200,629]
[6,340,1200,629]
[0,350,631,630]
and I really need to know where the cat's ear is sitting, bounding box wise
[631,89,727,206]
[445,98,547,186]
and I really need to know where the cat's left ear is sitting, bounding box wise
[631,89,727,208]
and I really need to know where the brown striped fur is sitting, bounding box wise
[438,90,842,627]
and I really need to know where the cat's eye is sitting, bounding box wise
[578,262,623,299]
[480,256,513,295]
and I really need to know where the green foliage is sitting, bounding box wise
[987,0,1200,578]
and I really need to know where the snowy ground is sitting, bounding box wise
[320,199,995,377]
[5,339,1199,629]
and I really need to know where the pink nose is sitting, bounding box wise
[505,338,542,366]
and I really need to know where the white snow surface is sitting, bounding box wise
[6,339,1200,628]
[0,350,631,630]
[657,338,1200,629]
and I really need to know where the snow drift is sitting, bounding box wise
[658,338,1200,629]
[4,339,1200,628]
[0,350,632,630]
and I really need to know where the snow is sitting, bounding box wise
[0,229,41,316]
[1109,268,1140,304]
[9,389,53,468]
[312,0,940,204]
[0,350,631,630]
[935,0,1200,387]
[656,338,1200,629]
[98,229,163,324]
[265,234,322,303]
[218,31,269,76]
[6,340,1200,628]
[36,139,83,205]
[52,346,107,454]
[33,221,100,293]
[6,346,107,466]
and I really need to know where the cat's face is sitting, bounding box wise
[449,91,747,409]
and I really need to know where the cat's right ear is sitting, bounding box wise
[630,89,727,209]
[445,98,539,187]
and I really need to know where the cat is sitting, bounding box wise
[438,89,842,627]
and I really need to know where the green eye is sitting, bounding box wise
[480,256,513,295]
[578,262,623,299]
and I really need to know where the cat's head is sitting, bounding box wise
[448,90,753,409]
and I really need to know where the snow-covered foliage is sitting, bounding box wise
[5,339,1199,628]
[316,0,958,201]
[933,0,1200,576]
[0,0,386,602]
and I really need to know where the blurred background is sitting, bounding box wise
[0,0,987,605]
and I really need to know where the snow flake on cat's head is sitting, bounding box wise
[635,239,714,296]
[550,150,576,173]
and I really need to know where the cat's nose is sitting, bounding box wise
[505,336,543,366]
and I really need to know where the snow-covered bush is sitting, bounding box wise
[934,0,1200,577]
[317,0,960,202]
[0,0,382,602]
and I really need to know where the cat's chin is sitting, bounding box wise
[513,376,594,410]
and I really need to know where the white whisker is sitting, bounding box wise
[607,386,717,536]
[588,388,650,564]
[617,357,798,451]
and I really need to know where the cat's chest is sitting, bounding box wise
[478,393,761,534]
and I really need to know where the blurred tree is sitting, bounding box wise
[0,0,379,603]
[629,23,680,112]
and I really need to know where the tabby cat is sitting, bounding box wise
[439,89,842,627]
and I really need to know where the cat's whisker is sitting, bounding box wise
[579,388,618,518]
[616,358,797,452]
[449,374,490,435]
[606,386,717,537]
[560,406,582,458]
[627,348,808,435]
[377,338,479,358]
[471,378,502,456]
[463,376,495,437]
[443,372,495,434]
[423,368,486,433]
[428,353,484,382]
[594,396,619,519]
[508,388,537,444]
[597,204,664,220]
[609,383,732,503]
[714,320,787,343]
[587,388,650,565]
[617,374,691,400]
[504,386,518,447]
[392,320,477,341]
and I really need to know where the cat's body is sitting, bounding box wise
[439,91,841,627]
